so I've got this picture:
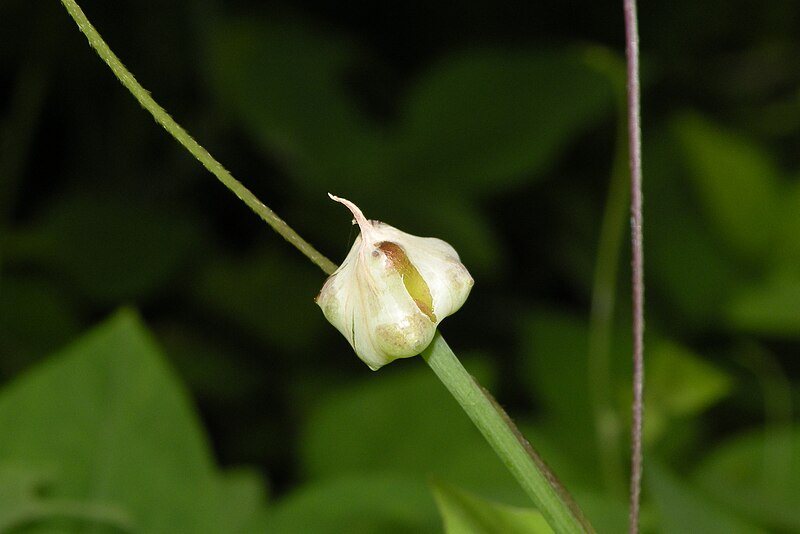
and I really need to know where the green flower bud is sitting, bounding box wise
[316,194,474,370]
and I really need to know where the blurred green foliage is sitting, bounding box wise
[1,0,798,532]
[0,311,268,533]
[431,480,552,534]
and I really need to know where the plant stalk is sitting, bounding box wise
[423,334,593,533]
[623,0,645,532]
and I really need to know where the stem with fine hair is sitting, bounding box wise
[58,0,337,276]
[423,334,594,533]
[59,1,595,531]
[623,0,645,532]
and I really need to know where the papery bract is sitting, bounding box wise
[316,194,474,370]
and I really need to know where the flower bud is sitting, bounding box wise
[316,194,474,370]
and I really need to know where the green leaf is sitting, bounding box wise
[205,16,612,199]
[7,194,205,303]
[644,132,748,328]
[218,468,271,534]
[726,271,800,336]
[397,50,612,193]
[673,113,782,261]
[517,310,602,475]
[431,480,552,534]
[771,182,800,267]
[0,465,132,533]
[647,462,766,534]
[643,340,733,443]
[511,423,597,502]
[265,473,440,534]
[0,310,239,533]
[204,16,392,194]
[300,357,521,496]
[569,490,628,534]
[692,427,800,532]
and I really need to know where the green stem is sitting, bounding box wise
[423,334,594,534]
[59,0,337,276]
[60,1,594,531]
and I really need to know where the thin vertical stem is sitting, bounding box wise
[623,0,645,533]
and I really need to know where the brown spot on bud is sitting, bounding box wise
[377,241,437,322]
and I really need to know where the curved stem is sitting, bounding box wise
[423,334,594,534]
[59,0,338,276]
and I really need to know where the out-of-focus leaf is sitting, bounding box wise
[644,133,748,329]
[265,473,440,534]
[673,114,781,261]
[218,468,271,534]
[515,422,630,532]
[643,340,733,443]
[727,271,800,336]
[771,182,800,267]
[192,248,324,352]
[0,275,79,375]
[396,50,613,193]
[0,465,132,533]
[300,357,521,495]
[648,462,766,534]
[570,490,628,534]
[205,17,392,194]
[517,310,602,475]
[205,15,612,200]
[0,310,258,533]
[8,194,204,303]
[513,422,597,499]
[580,45,627,100]
[692,427,800,532]
[430,480,552,534]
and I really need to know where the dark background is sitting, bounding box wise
[1,0,799,532]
